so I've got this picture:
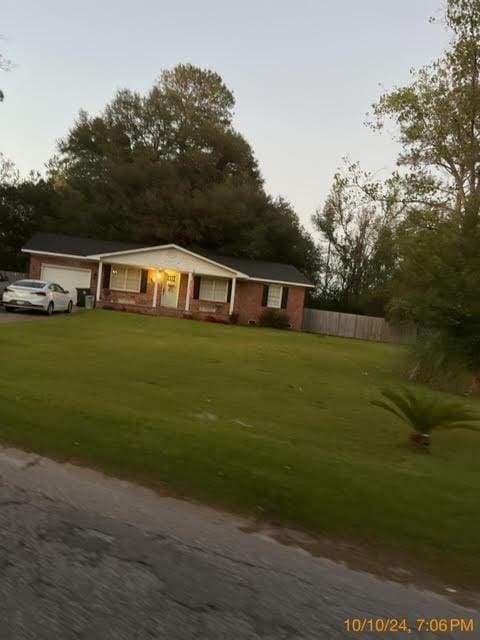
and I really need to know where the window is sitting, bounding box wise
[199,278,228,303]
[267,284,283,308]
[110,265,142,292]
[14,280,45,289]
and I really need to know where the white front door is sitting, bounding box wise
[162,271,180,308]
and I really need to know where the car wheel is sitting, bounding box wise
[66,301,73,314]
[5,306,14,313]
[46,302,54,316]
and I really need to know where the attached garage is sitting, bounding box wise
[40,265,92,304]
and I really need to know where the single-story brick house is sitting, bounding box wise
[23,233,314,329]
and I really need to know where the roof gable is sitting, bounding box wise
[98,245,242,278]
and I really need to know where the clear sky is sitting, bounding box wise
[1,0,448,232]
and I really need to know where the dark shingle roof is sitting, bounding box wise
[23,232,143,257]
[24,232,313,286]
[197,251,312,286]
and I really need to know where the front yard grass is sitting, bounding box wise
[0,311,478,587]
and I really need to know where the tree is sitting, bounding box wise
[312,163,401,315]
[49,64,318,280]
[0,154,17,183]
[371,0,480,380]
[389,213,480,376]
[0,156,56,270]
[0,40,13,101]
[372,0,480,230]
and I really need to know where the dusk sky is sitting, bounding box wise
[1,1,448,232]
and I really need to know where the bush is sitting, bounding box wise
[409,330,479,395]
[258,309,291,330]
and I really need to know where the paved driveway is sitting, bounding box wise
[0,306,49,324]
[0,306,80,324]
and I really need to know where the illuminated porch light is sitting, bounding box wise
[151,270,165,283]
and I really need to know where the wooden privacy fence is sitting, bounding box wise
[303,308,415,344]
[0,270,27,283]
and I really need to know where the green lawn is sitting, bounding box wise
[0,311,479,586]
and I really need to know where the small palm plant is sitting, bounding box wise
[371,387,479,447]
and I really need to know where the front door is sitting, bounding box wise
[162,271,180,308]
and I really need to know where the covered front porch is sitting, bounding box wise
[94,246,239,321]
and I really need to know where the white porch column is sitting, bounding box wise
[96,260,103,302]
[229,277,236,315]
[185,271,193,312]
[152,275,159,308]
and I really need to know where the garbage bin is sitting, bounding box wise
[76,288,91,308]
[85,295,95,310]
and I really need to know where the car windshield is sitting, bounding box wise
[13,280,46,289]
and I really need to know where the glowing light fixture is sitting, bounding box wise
[151,270,165,283]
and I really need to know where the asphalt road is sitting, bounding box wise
[0,447,477,639]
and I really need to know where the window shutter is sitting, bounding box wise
[227,279,232,303]
[262,285,269,307]
[140,270,148,293]
[102,264,111,289]
[281,287,289,309]
[193,276,201,299]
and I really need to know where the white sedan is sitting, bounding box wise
[2,279,74,315]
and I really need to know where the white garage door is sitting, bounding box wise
[41,265,92,304]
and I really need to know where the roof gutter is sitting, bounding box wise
[247,276,315,288]
[21,249,95,261]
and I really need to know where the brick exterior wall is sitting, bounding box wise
[233,281,262,326]
[189,299,230,320]
[29,254,307,330]
[233,281,305,330]
[282,285,306,331]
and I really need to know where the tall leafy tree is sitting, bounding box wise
[312,163,402,315]
[372,0,480,379]
[49,64,318,279]
[0,156,56,270]
[372,0,480,230]
[0,38,13,101]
